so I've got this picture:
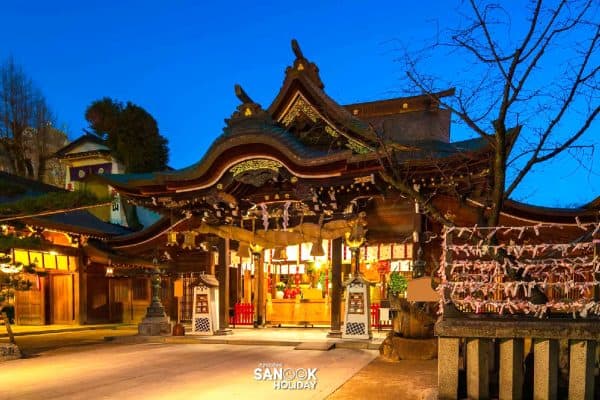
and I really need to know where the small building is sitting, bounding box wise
[0,171,134,325]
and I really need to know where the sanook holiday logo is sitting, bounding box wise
[254,362,318,390]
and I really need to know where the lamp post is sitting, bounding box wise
[146,257,167,318]
[249,243,264,327]
[138,257,171,336]
[345,232,365,276]
[412,247,426,279]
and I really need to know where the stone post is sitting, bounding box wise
[467,338,490,400]
[328,237,342,338]
[499,338,524,400]
[216,238,232,335]
[568,340,595,400]
[533,338,558,400]
[438,337,460,400]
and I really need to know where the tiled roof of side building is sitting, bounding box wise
[389,136,492,162]
[53,133,109,158]
[26,210,134,237]
[343,89,456,118]
[0,171,64,203]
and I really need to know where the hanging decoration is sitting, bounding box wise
[166,230,179,247]
[282,201,291,231]
[181,231,197,250]
[439,223,600,319]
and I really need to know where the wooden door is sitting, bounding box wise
[109,279,132,323]
[50,274,74,324]
[86,275,109,323]
[15,275,45,325]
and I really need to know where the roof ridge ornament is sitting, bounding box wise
[288,39,324,89]
[234,84,254,105]
[291,39,304,60]
[224,84,273,133]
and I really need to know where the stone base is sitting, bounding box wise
[0,343,21,362]
[138,316,172,336]
[215,328,233,336]
[380,333,438,361]
[327,330,342,338]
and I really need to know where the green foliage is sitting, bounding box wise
[0,258,36,302]
[388,272,408,297]
[85,98,169,173]
[0,190,106,218]
[0,181,26,196]
[0,236,43,252]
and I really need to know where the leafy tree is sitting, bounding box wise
[386,0,598,227]
[85,98,169,173]
[0,58,65,181]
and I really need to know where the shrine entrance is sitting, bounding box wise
[227,239,413,329]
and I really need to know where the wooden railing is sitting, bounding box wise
[229,303,254,326]
[370,303,392,329]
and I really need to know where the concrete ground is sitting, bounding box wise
[1,325,438,399]
[1,327,138,354]
[0,343,378,400]
[326,358,438,400]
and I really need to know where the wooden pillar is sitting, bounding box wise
[467,338,491,400]
[243,269,251,303]
[254,252,265,327]
[230,264,240,307]
[209,247,216,276]
[77,246,88,324]
[533,339,558,400]
[216,238,232,334]
[438,337,460,400]
[568,340,595,400]
[499,338,524,400]
[328,237,342,338]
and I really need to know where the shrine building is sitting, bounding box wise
[87,40,599,334]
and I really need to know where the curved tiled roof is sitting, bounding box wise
[267,43,378,146]
[93,101,353,192]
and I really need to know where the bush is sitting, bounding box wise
[388,272,408,297]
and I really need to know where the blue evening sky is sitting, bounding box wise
[1,1,597,207]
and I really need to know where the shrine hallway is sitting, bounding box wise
[1,342,382,400]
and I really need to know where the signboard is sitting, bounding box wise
[195,293,209,314]
[348,293,365,314]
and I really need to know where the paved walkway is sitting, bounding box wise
[109,326,387,349]
[1,324,438,399]
[327,358,438,400]
[0,343,379,400]
[0,323,135,338]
